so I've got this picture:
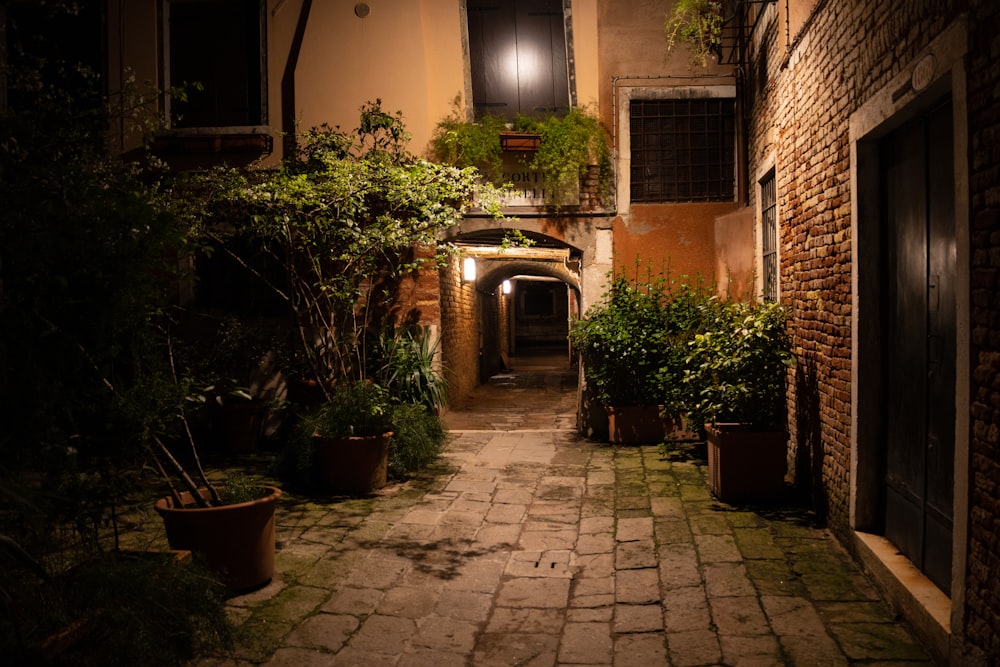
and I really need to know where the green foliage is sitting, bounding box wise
[192,100,492,386]
[370,326,449,412]
[1,551,231,666]
[388,403,447,479]
[429,100,507,182]
[0,0,205,547]
[218,474,267,505]
[526,108,614,208]
[665,0,724,67]
[431,104,613,209]
[571,268,718,409]
[305,382,392,439]
[683,300,795,431]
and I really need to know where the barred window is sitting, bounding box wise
[629,98,735,202]
[760,169,778,301]
[166,0,266,128]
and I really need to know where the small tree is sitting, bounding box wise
[191,101,504,390]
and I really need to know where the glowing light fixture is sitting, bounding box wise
[463,257,477,282]
[502,280,512,295]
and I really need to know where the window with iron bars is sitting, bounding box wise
[760,169,778,301]
[629,98,735,202]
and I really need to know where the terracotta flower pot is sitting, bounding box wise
[706,424,788,502]
[312,432,392,495]
[154,486,281,591]
[606,405,666,444]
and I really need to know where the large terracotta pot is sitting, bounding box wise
[154,486,281,592]
[706,424,788,502]
[312,432,392,495]
[606,405,665,444]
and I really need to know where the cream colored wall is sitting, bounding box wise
[573,0,600,111]
[293,0,465,158]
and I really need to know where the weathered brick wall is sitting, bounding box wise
[394,244,441,327]
[746,0,964,534]
[746,0,1000,656]
[439,253,480,409]
[966,0,1000,657]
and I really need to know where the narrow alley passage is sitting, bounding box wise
[210,355,933,666]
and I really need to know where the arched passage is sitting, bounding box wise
[439,227,592,405]
[476,257,581,378]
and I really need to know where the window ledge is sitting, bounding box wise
[152,126,274,155]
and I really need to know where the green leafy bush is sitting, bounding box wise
[570,270,718,411]
[683,300,795,431]
[305,382,392,439]
[388,403,447,479]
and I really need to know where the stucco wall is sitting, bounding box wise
[612,203,734,286]
[293,0,465,157]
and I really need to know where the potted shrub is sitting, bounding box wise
[152,474,281,592]
[664,0,724,67]
[180,314,273,454]
[304,381,394,496]
[570,273,671,443]
[683,299,795,502]
[571,268,718,444]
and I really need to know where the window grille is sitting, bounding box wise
[629,98,735,202]
[760,169,778,301]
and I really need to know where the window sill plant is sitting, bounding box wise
[431,102,613,209]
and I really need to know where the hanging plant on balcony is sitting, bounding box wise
[664,0,723,67]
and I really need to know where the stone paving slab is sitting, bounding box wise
[187,356,934,666]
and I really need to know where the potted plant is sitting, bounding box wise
[152,473,281,592]
[431,103,613,209]
[683,299,795,501]
[181,314,273,454]
[523,108,613,209]
[149,329,283,592]
[664,0,724,67]
[303,381,394,495]
[570,273,671,443]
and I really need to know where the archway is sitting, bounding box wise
[439,228,585,400]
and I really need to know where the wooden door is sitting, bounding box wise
[881,101,955,592]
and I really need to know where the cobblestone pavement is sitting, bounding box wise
[193,353,934,666]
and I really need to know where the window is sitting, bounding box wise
[165,0,265,128]
[467,0,569,121]
[760,169,778,301]
[629,98,735,202]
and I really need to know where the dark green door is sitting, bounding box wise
[881,101,955,593]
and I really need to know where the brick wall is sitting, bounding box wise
[966,0,1000,657]
[439,253,480,409]
[747,0,964,530]
[744,0,998,656]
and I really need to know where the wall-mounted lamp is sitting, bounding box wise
[502,279,512,295]
[463,257,477,283]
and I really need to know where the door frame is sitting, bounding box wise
[849,17,969,663]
